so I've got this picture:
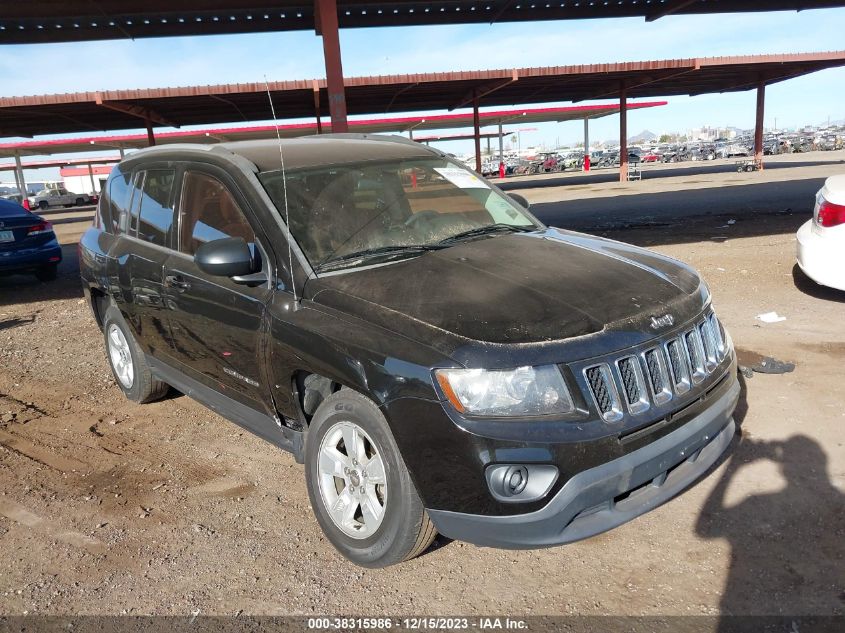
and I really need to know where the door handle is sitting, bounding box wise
[164,274,191,291]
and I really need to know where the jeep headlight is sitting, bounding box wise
[434,365,575,417]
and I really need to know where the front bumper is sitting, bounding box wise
[427,373,739,548]
[796,220,845,291]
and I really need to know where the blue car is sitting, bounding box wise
[0,198,62,281]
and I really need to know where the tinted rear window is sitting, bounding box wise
[137,170,176,247]
[109,169,133,233]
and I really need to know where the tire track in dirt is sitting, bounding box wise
[0,498,105,555]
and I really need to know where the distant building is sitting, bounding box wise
[689,126,738,141]
[60,165,110,194]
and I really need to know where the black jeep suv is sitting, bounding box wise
[80,135,739,568]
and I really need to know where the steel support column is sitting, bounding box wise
[12,163,21,192]
[145,118,156,146]
[473,94,482,174]
[14,153,27,198]
[498,121,504,163]
[619,84,628,183]
[583,117,591,172]
[313,80,323,134]
[315,0,349,133]
[119,148,125,159]
[88,163,96,194]
[754,81,766,170]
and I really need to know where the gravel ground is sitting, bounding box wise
[0,156,843,619]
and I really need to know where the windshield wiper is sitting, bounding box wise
[315,244,443,273]
[437,223,536,246]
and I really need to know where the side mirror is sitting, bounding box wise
[195,237,255,278]
[508,193,530,209]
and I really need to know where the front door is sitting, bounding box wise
[163,167,273,417]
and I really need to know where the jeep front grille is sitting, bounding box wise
[699,321,718,370]
[708,313,726,358]
[616,357,649,414]
[684,329,707,383]
[584,365,623,422]
[582,312,729,421]
[643,348,673,405]
[666,338,691,395]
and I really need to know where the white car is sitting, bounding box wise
[30,188,92,210]
[796,175,845,291]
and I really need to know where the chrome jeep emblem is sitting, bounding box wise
[650,314,675,330]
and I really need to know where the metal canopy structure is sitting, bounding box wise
[4,1,844,182]
[2,1,843,43]
[1,53,842,139]
[0,102,665,159]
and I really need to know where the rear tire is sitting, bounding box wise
[38,200,48,210]
[35,264,57,282]
[305,390,436,568]
[75,198,85,206]
[102,305,169,404]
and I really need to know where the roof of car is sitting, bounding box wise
[126,134,440,172]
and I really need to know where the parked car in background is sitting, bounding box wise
[0,198,62,281]
[539,153,562,173]
[2,192,20,202]
[640,151,662,163]
[562,152,583,169]
[609,151,642,166]
[80,135,738,568]
[796,175,845,291]
[31,188,92,210]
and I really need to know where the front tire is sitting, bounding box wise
[102,305,169,404]
[305,390,436,568]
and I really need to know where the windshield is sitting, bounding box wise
[258,157,540,271]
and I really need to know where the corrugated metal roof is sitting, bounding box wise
[1,52,842,138]
[0,102,665,159]
[1,1,843,44]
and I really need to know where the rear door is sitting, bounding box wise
[163,165,274,417]
[117,167,177,357]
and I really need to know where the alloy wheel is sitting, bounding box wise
[107,324,134,389]
[317,421,387,539]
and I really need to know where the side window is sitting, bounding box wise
[128,171,144,235]
[179,171,255,256]
[109,169,132,234]
[137,169,176,247]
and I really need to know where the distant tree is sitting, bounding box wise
[658,134,673,143]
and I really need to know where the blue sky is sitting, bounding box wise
[1,7,844,176]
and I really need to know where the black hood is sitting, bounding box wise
[305,228,708,366]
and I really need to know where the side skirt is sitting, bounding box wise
[148,356,304,462]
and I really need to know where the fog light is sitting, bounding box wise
[505,466,528,495]
[486,464,558,503]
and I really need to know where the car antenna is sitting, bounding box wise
[264,76,298,306]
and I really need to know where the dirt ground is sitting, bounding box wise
[0,155,843,619]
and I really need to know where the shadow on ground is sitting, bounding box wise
[531,177,825,247]
[792,264,845,303]
[0,243,82,307]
